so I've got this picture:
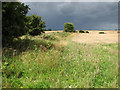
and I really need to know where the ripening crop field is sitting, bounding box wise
[2,31,118,88]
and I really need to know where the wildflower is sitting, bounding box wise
[71,80,74,82]
[69,86,71,88]
[21,86,23,88]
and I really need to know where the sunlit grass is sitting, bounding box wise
[2,32,118,88]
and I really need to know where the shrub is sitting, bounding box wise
[48,29,52,31]
[42,31,45,33]
[79,30,89,33]
[73,30,77,33]
[34,39,54,49]
[29,29,41,36]
[86,31,89,33]
[79,30,85,33]
[42,34,59,41]
[99,32,104,34]
[44,29,52,31]
[25,15,46,36]
[64,23,74,32]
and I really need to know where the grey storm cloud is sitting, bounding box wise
[24,2,118,30]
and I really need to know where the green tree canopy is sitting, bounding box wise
[64,23,74,32]
[25,15,46,36]
[2,2,30,45]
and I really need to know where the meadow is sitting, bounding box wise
[2,31,118,88]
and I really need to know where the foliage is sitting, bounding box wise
[2,2,30,46]
[25,15,46,36]
[29,29,41,36]
[86,31,89,33]
[48,29,52,31]
[79,30,89,33]
[44,29,52,31]
[79,30,85,33]
[42,34,59,41]
[34,39,54,49]
[64,23,74,32]
[99,32,104,34]
[72,30,77,33]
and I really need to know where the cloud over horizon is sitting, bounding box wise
[24,2,118,30]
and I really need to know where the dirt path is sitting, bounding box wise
[72,33,118,44]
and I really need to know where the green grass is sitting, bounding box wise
[42,34,59,41]
[2,32,118,88]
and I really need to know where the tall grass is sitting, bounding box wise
[2,32,118,88]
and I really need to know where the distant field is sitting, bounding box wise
[46,30,118,44]
[72,32,118,44]
[45,30,118,34]
[45,30,63,33]
[85,30,118,34]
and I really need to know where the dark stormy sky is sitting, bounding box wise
[21,1,118,30]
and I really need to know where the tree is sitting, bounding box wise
[48,29,52,31]
[64,23,74,32]
[2,2,30,45]
[25,15,46,36]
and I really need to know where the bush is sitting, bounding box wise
[86,31,89,33]
[73,30,77,33]
[29,29,41,36]
[44,29,52,31]
[64,23,74,32]
[79,30,85,33]
[79,30,89,33]
[34,39,54,49]
[42,31,45,33]
[25,15,46,36]
[42,34,59,41]
[99,32,104,34]
[48,29,52,31]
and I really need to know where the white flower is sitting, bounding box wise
[69,86,71,88]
